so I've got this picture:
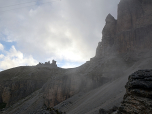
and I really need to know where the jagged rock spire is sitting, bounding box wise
[105,13,116,23]
[95,0,152,57]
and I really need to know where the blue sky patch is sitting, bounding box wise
[0,40,17,51]
[57,60,84,68]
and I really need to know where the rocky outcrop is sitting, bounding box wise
[117,0,152,32]
[43,0,152,112]
[96,0,152,58]
[117,70,152,114]
[43,75,77,107]
[43,71,105,108]
[0,79,45,107]
[36,107,66,114]
[99,106,118,114]
[37,60,57,68]
[0,66,63,107]
[1,0,152,113]
[96,14,116,57]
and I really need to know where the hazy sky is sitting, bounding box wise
[0,0,120,70]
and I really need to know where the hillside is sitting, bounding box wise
[1,0,152,114]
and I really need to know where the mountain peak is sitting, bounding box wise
[96,0,152,57]
[105,14,116,23]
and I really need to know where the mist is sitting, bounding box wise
[0,0,120,70]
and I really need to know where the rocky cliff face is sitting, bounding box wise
[96,14,116,57]
[43,68,107,108]
[43,0,152,109]
[43,75,77,107]
[0,79,44,107]
[96,0,152,58]
[117,70,152,114]
[0,66,63,108]
[1,0,152,113]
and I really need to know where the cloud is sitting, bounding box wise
[0,54,4,59]
[0,43,4,51]
[61,63,79,68]
[0,45,37,70]
[0,0,120,68]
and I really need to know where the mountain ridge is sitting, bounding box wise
[1,0,152,113]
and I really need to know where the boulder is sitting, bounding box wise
[117,70,152,114]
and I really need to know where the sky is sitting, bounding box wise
[0,0,120,71]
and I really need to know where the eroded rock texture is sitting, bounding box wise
[0,80,44,107]
[43,75,77,107]
[117,70,152,114]
[43,70,106,108]
[0,66,62,107]
[1,0,152,113]
[96,0,152,58]
[96,14,116,57]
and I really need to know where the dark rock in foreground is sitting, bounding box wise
[99,106,118,114]
[117,70,152,114]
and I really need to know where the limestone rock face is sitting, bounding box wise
[2,87,11,105]
[117,70,152,114]
[1,0,152,113]
[103,14,116,37]
[96,0,152,57]
[0,80,44,106]
[43,76,76,107]
[43,72,104,108]
[0,66,61,107]
[117,0,144,32]
[96,14,116,57]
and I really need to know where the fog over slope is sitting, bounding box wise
[0,0,120,70]
[1,0,152,114]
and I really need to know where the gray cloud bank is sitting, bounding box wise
[0,0,119,70]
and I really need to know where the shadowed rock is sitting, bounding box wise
[96,0,152,58]
[1,0,152,113]
[37,60,57,68]
[117,70,152,114]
